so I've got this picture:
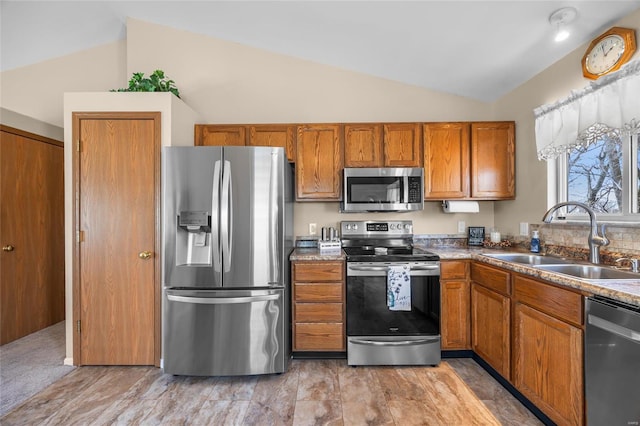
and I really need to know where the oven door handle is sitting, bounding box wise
[347,265,440,278]
[410,265,439,271]
[348,266,390,272]
[350,338,439,346]
[348,265,439,272]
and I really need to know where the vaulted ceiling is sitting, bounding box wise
[2,1,640,101]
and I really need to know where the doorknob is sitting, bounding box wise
[138,251,153,260]
[2,245,14,252]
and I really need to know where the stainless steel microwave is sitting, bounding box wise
[341,167,424,212]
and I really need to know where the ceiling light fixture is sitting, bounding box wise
[549,7,577,42]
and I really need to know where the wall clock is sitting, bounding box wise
[582,27,636,80]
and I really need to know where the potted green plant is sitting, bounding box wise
[111,69,180,98]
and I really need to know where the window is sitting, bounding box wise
[555,132,639,221]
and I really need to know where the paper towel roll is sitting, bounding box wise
[442,200,480,213]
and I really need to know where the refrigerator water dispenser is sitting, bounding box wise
[176,211,212,265]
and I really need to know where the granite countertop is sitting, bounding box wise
[428,246,640,307]
[290,248,346,261]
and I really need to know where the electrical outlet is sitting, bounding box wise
[519,222,529,236]
[309,223,317,235]
[458,221,466,234]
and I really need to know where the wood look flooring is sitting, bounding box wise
[1,358,541,425]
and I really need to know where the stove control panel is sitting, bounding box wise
[341,220,413,237]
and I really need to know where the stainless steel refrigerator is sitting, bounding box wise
[162,146,293,376]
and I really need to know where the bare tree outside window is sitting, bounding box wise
[567,136,623,214]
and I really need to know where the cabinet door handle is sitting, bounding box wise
[2,245,14,252]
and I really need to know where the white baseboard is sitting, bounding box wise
[63,357,74,366]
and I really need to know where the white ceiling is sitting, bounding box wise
[2,1,640,101]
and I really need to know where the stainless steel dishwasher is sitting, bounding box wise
[585,296,640,426]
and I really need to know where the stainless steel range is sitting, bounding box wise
[341,220,441,366]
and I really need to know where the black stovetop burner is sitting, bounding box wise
[342,245,439,263]
[341,220,440,263]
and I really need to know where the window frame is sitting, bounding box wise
[549,132,639,223]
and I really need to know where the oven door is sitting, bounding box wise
[346,262,441,365]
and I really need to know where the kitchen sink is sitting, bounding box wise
[483,253,568,265]
[536,264,640,281]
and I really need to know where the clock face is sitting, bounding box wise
[585,34,626,75]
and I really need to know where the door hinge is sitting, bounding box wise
[76,320,81,334]
[77,139,81,152]
[77,231,84,243]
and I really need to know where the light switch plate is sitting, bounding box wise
[309,223,317,235]
[458,221,466,233]
[519,222,529,236]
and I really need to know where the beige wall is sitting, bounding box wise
[125,18,494,125]
[493,9,640,236]
[0,107,63,141]
[1,41,127,128]
[294,201,495,238]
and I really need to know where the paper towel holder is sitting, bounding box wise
[441,200,480,213]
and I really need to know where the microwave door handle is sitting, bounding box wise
[403,176,409,204]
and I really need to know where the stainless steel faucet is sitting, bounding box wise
[615,257,640,273]
[542,201,609,264]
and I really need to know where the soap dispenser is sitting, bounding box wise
[530,230,540,253]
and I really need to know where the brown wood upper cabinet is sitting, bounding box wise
[343,123,422,168]
[296,124,344,200]
[247,124,296,162]
[343,123,383,167]
[424,121,514,200]
[423,123,470,199]
[383,123,422,167]
[195,124,246,146]
[195,124,296,161]
[471,122,515,199]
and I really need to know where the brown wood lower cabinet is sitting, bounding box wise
[471,282,511,379]
[292,260,345,351]
[513,274,584,426]
[513,303,583,426]
[470,262,511,379]
[440,261,470,350]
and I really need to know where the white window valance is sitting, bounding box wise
[534,59,640,161]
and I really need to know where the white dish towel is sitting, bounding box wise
[387,264,411,311]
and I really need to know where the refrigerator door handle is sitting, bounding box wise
[221,160,233,273]
[167,294,279,304]
[269,151,279,284]
[212,160,222,272]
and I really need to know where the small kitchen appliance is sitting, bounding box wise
[341,168,424,212]
[341,220,441,366]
